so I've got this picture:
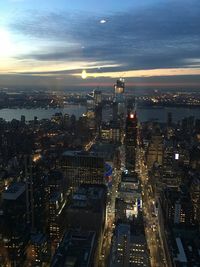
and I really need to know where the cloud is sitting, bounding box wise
[5,0,200,87]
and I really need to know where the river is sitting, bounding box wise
[0,105,199,123]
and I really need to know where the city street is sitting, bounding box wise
[99,146,123,267]
[137,146,167,267]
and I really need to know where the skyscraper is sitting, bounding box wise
[114,79,125,96]
[125,112,137,172]
[60,151,105,191]
[113,79,126,120]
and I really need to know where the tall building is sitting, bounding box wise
[116,172,142,222]
[167,112,172,127]
[27,233,50,266]
[0,182,29,266]
[93,89,102,106]
[113,79,126,120]
[190,177,200,224]
[113,224,131,267]
[46,170,67,246]
[66,184,107,265]
[21,115,26,125]
[48,192,66,245]
[161,188,195,226]
[114,79,125,96]
[60,151,105,191]
[110,222,150,267]
[125,112,137,172]
[66,184,107,236]
[110,121,122,143]
[51,230,98,267]
[146,131,163,170]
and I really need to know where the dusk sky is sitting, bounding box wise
[0,0,200,88]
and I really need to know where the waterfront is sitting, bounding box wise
[0,105,200,122]
[0,105,86,121]
[137,106,200,123]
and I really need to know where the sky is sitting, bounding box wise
[0,0,200,89]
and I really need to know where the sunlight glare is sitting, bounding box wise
[0,28,14,57]
[81,70,87,79]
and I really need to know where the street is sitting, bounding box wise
[137,146,167,267]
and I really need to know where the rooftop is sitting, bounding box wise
[70,184,106,212]
[2,182,25,200]
[31,233,47,245]
[51,230,96,267]
[121,171,139,183]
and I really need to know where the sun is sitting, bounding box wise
[0,28,14,57]
[81,70,87,79]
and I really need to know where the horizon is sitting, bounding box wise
[0,0,200,88]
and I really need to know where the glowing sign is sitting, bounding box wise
[104,163,113,187]
[130,113,135,119]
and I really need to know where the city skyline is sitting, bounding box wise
[0,0,200,88]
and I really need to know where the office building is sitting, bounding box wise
[27,233,50,266]
[125,112,137,172]
[161,189,195,225]
[0,182,29,266]
[48,192,66,245]
[93,89,102,106]
[60,151,105,191]
[51,230,98,267]
[113,79,126,119]
[66,184,107,235]
[66,184,107,264]
[190,177,200,224]
[146,132,163,170]
[110,222,150,267]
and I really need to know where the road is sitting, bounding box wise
[99,151,122,267]
[137,146,167,267]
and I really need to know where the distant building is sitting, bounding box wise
[110,121,122,143]
[101,123,112,142]
[93,89,102,106]
[190,177,200,224]
[167,112,172,127]
[21,115,26,124]
[113,79,126,119]
[146,132,163,170]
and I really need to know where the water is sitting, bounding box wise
[137,107,200,123]
[0,105,200,123]
[0,105,86,121]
